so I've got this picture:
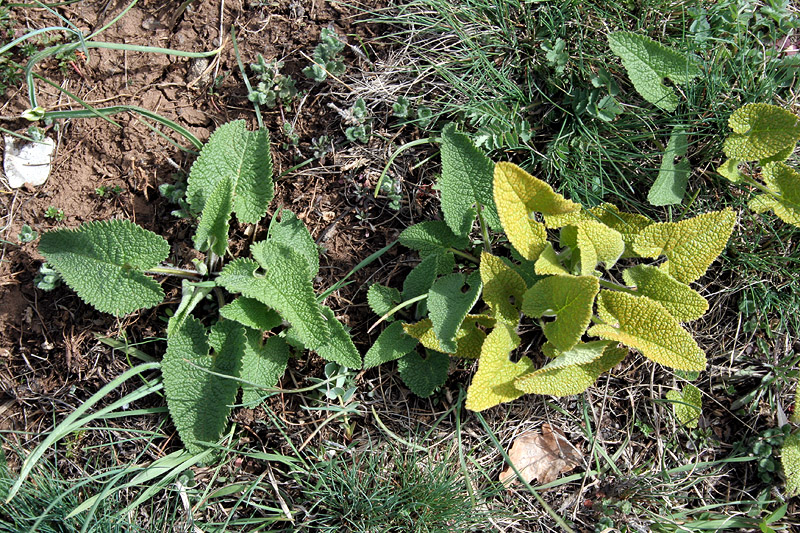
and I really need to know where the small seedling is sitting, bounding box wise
[303,27,346,82]
[34,262,62,290]
[95,185,123,197]
[44,206,64,221]
[344,98,372,143]
[542,37,568,74]
[247,55,297,109]
[415,105,433,129]
[311,135,332,159]
[159,177,194,218]
[392,96,411,118]
[282,121,300,151]
[17,225,37,243]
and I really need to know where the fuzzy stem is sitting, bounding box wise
[598,279,637,295]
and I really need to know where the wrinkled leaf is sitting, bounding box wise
[219,297,283,331]
[267,209,319,278]
[367,283,402,319]
[397,350,450,397]
[364,321,419,368]
[782,433,800,498]
[722,103,800,162]
[428,273,482,353]
[193,176,233,256]
[666,383,702,428]
[480,252,527,325]
[749,162,800,227]
[648,127,691,206]
[240,331,290,405]
[623,265,708,321]
[399,220,471,257]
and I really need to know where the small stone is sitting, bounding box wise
[3,135,56,188]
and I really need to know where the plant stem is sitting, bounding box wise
[373,136,439,198]
[145,265,204,279]
[367,293,428,333]
[598,279,637,294]
[476,202,492,254]
[449,247,479,263]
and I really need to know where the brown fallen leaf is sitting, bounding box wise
[499,423,582,487]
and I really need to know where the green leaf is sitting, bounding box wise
[665,383,702,428]
[534,243,569,275]
[515,342,626,396]
[428,273,482,353]
[782,432,800,498]
[402,253,455,301]
[364,321,419,368]
[219,297,282,331]
[38,220,169,316]
[588,290,706,371]
[162,316,244,454]
[267,210,319,278]
[749,162,800,227]
[193,176,233,256]
[240,331,290,405]
[494,162,579,260]
[522,274,599,352]
[399,220,471,257]
[367,283,402,319]
[216,243,328,349]
[480,252,527,325]
[186,120,274,224]
[397,350,450,397]
[722,104,800,162]
[439,123,500,236]
[403,315,490,359]
[648,127,691,206]
[623,265,708,321]
[465,323,534,412]
[313,306,361,368]
[589,204,652,259]
[608,32,701,112]
[633,208,735,284]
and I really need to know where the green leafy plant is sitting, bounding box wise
[44,206,64,221]
[95,184,123,198]
[344,98,372,143]
[17,224,37,243]
[37,121,361,454]
[34,262,62,291]
[608,31,702,112]
[247,55,298,109]
[392,95,411,118]
[718,103,800,228]
[366,124,735,410]
[542,38,568,75]
[303,27,346,82]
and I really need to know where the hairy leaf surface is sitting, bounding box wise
[723,104,800,162]
[219,297,283,331]
[399,220,470,257]
[312,306,361,368]
[623,265,708,321]
[534,243,569,275]
[666,383,702,428]
[589,204,652,258]
[162,317,244,454]
[494,162,579,260]
[782,433,800,498]
[186,120,274,224]
[515,342,626,396]
[38,220,169,316]
[648,127,690,206]
[364,321,419,368]
[193,177,233,256]
[402,253,455,301]
[555,215,625,274]
[749,162,800,227]
[397,350,450,397]
[588,290,705,371]
[633,208,735,284]
[608,32,701,112]
[403,316,489,359]
[216,244,328,349]
[428,273,482,353]
[480,252,526,325]
[522,275,599,352]
[367,283,402,319]
[439,123,501,236]
[465,324,534,412]
[241,331,290,405]
[267,210,319,278]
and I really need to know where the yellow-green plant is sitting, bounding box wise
[718,103,800,228]
[366,125,735,411]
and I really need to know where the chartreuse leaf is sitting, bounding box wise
[219,297,282,331]
[194,177,233,256]
[439,123,501,236]
[38,220,169,316]
[522,275,599,352]
[240,331,290,405]
[749,162,800,227]
[364,321,419,368]
[717,158,745,183]
[480,252,526,325]
[399,220,470,257]
[534,243,569,275]
[648,127,691,207]
[590,204,652,259]
[515,342,626,396]
[633,208,735,284]
[494,162,579,260]
[665,383,702,428]
[267,210,319,278]
[428,273,482,353]
[588,290,706,371]
[397,350,450,397]
[216,242,328,349]
[367,284,402,319]
[186,120,274,224]
[403,315,490,359]
[722,104,800,162]
[465,323,534,412]
[623,265,708,321]
[551,212,625,274]
[782,432,800,498]
[608,32,701,112]
[162,316,245,454]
